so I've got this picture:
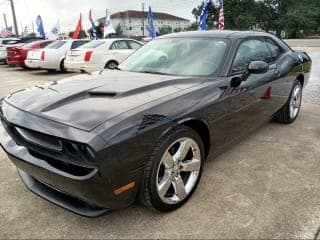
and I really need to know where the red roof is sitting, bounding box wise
[110,10,189,22]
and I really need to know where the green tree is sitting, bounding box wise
[68,30,87,39]
[159,26,172,35]
[115,24,123,36]
[191,0,320,38]
[187,22,199,31]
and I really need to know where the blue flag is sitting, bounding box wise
[89,9,97,40]
[36,15,45,38]
[146,6,156,39]
[198,0,212,31]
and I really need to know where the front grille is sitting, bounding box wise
[2,120,97,176]
[15,127,62,152]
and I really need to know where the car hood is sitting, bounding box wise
[4,70,205,131]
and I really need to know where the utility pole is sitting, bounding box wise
[142,2,145,36]
[31,21,35,33]
[9,0,19,36]
[3,13,8,28]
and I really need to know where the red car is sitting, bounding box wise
[6,40,54,68]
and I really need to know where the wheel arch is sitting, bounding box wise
[105,59,119,68]
[296,73,304,87]
[178,118,211,159]
[59,57,65,71]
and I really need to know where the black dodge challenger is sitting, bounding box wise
[0,31,312,217]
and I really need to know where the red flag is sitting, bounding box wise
[72,14,82,39]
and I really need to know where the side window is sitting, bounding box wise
[128,41,142,49]
[265,38,284,62]
[110,41,129,50]
[232,39,271,73]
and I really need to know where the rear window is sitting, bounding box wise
[45,41,66,49]
[22,41,38,49]
[40,41,52,48]
[79,40,106,49]
[2,40,19,45]
[71,40,90,49]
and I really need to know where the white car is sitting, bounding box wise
[0,38,20,63]
[25,39,90,72]
[64,38,143,72]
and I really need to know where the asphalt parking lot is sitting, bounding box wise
[0,39,320,239]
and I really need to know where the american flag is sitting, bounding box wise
[1,27,13,37]
[218,0,225,30]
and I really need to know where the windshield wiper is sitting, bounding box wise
[140,70,170,75]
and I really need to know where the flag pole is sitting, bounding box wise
[3,14,8,29]
[9,0,19,36]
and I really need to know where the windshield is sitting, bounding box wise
[119,38,228,76]
[45,40,66,49]
[79,40,106,49]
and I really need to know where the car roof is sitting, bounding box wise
[93,38,139,42]
[158,30,276,40]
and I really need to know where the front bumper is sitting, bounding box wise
[0,109,140,217]
[17,169,110,217]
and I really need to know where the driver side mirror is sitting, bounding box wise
[230,61,269,88]
[247,61,269,74]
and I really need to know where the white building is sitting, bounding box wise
[106,10,191,37]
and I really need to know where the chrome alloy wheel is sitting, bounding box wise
[156,137,201,205]
[289,84,302,119]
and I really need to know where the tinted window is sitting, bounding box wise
[71,40,89,49]
[40,41,52,48]
[46,41,66,49]
[266,38,283,62]
[128,40,142,49]
[2,40,19,45]
[22,41,38,49]
[232,39,271,73]
[110,41,129,50]
[119,38,228,77]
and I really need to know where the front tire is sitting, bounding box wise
[142,126,204,212]
[274,80,303,124]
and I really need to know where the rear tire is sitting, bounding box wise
[142,126,204,212]
[273,80,303,124]
[60,59,66,72]
[105,61,118,69]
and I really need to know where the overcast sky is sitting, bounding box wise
[0,0,213,34]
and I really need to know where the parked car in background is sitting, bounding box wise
[25,39,90,72]
[0,37,44,64]
[6,40,54,68]
[65,39,143,72]
[0,38,20,64]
